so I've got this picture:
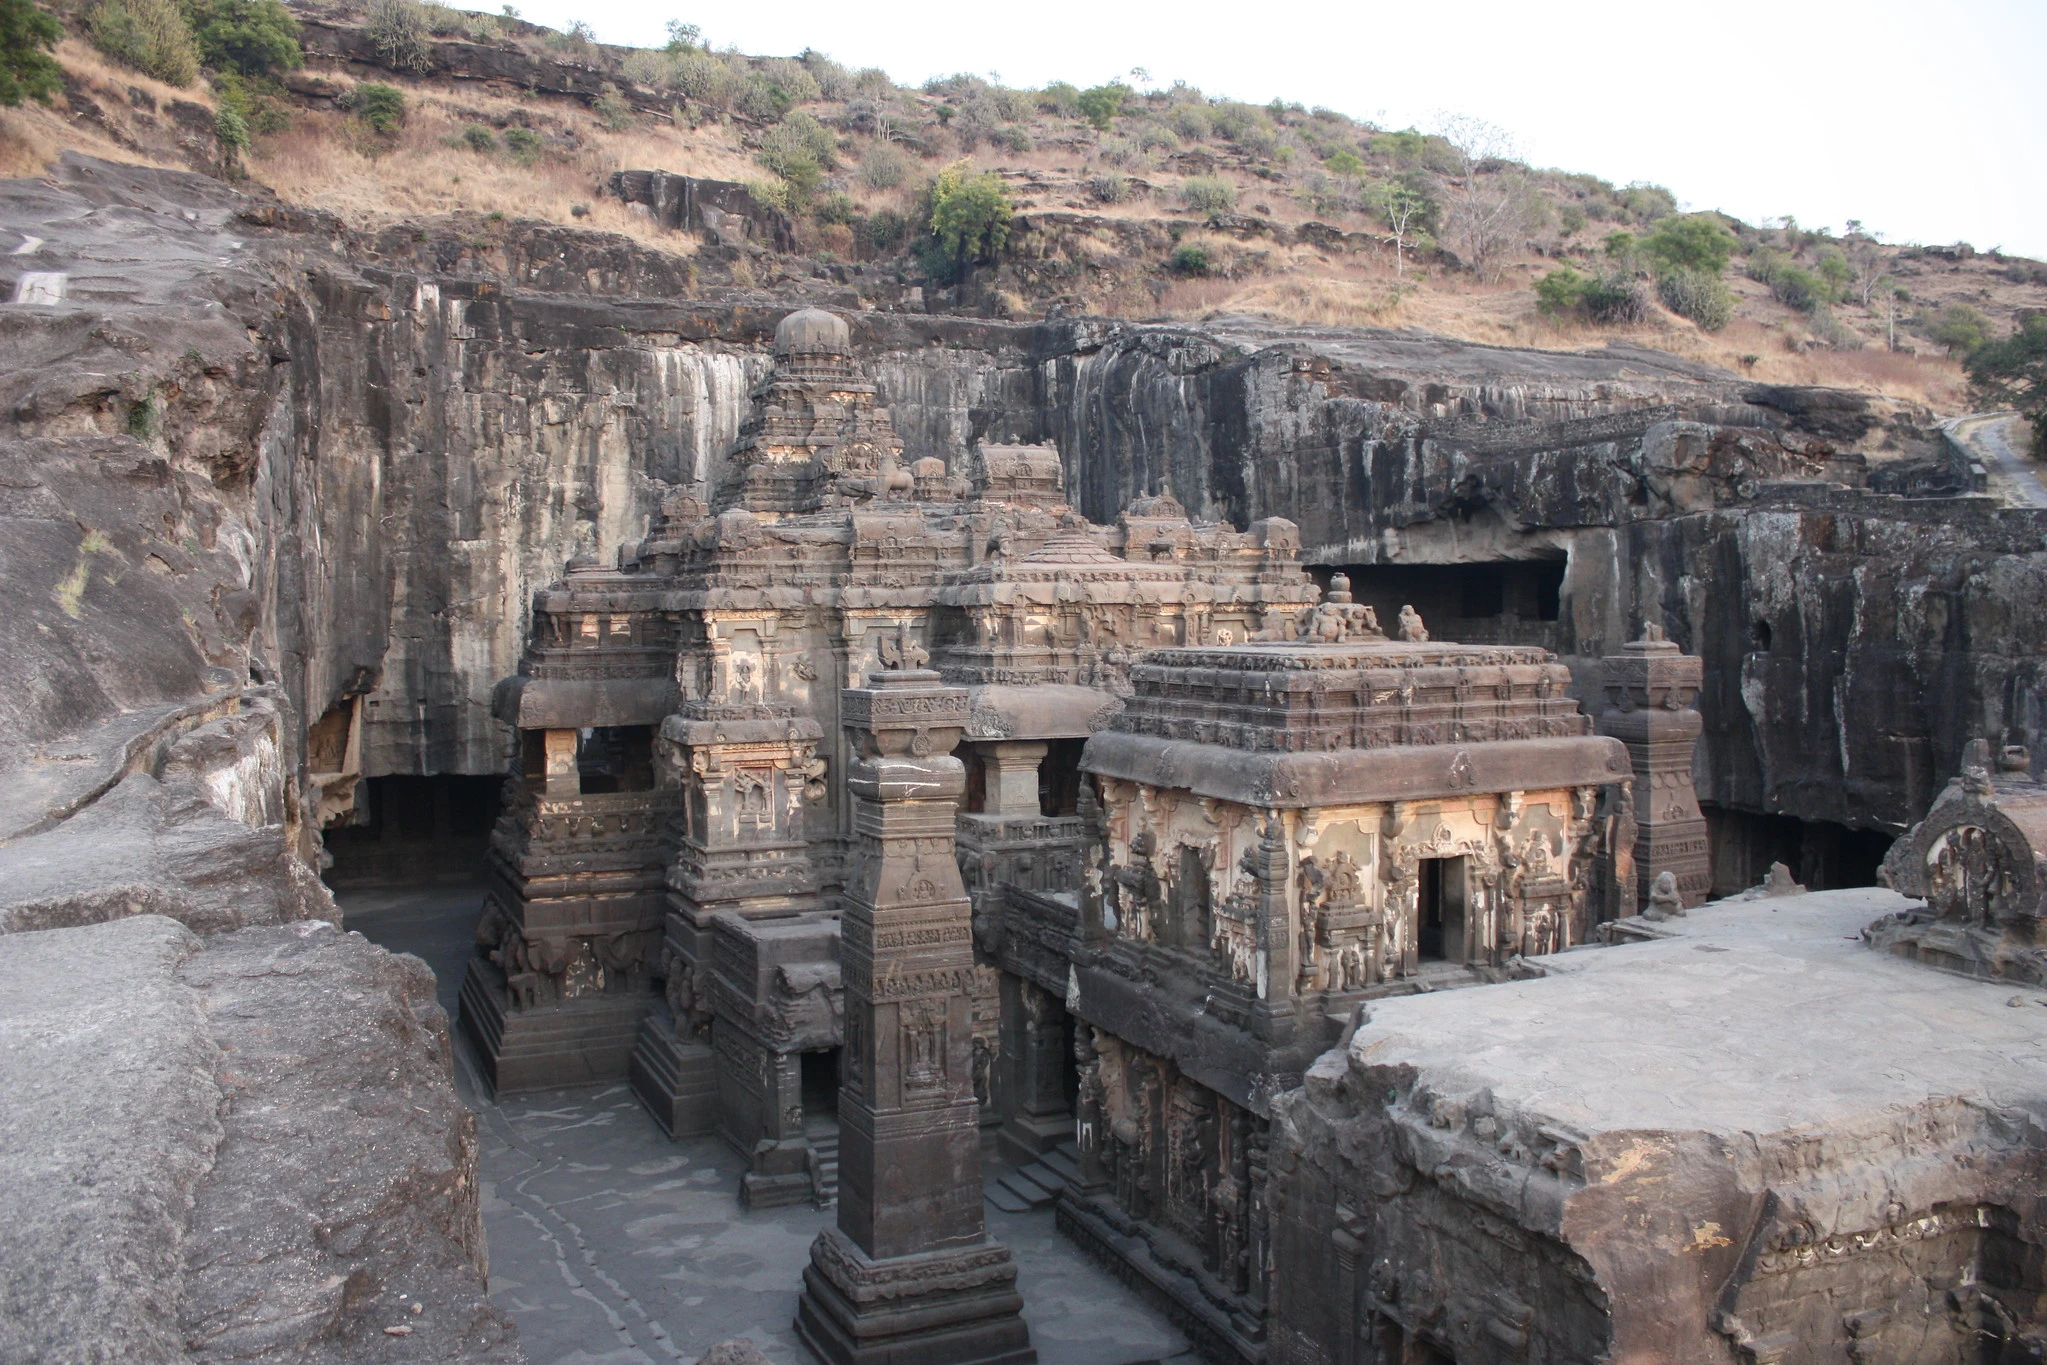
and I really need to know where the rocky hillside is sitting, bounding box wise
[8,0,2044,412]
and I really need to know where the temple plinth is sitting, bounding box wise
[793,643,1035,1365]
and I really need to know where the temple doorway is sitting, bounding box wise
[1417,857,1467,963]
[801,1048,840,1119]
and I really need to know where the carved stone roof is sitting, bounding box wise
[1086,633,1626,805]
[774,306,851,356]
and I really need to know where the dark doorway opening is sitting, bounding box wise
[1039,738,1086,817]
[801,1048,840,1118]
[1417,857,1466,963]
[1701,805,1895,899]
[1168,843,1213,950]
[324,774,502,887]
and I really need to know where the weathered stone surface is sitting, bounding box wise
[1271,888,2047,1364]
[0,915,221,1365]
[0,914,519,1365]
[177,921,517,1362]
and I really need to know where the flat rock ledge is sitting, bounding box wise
[0,914,522,1364]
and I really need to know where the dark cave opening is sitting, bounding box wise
[1702,804,1895,898]
[1312,559,1566,647]
[323,774,503,888]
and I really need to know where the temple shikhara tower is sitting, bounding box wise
[456,307,1666,1355]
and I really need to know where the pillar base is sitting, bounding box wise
[996,1109,1072,1168]
[627,1009,718,1138]
[457,957,651,1097]
[794,1227,1036,1365]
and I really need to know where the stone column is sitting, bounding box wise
[794,650,1035,1365]
[542,728,580,797]
[997,976,1072,1165]
[1597,627,1710,908]
[985,741,1048,816]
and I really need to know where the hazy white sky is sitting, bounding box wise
[504,0,2047,258]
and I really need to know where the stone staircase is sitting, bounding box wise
[805,1118,839,1209]
[984,1139,1079,1213]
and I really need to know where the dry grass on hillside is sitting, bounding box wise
[247,71,762,246]
[0,40,204,178]
[1151,243,1968,406]
[0,40,1989,412]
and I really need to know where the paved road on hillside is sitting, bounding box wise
[1951,411,2047,507]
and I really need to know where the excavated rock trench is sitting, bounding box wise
[2,155,2044,1362]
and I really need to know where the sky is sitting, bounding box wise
[499,0,2047,259]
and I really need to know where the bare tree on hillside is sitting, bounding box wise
[1435,113,1536,283]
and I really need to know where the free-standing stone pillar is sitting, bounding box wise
[1597,626,1710,908]
[794,636,1035,1365]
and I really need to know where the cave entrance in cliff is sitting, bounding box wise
[1700,805,1895,898]
[1311,559,1565,647]
[323,774,503,888]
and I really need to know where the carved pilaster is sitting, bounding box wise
[794,658,1034,1365]
[1598,628,1710,908]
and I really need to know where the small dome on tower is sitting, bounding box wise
[774,307,851,356]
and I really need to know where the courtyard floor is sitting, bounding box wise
[338,883,1193,1365]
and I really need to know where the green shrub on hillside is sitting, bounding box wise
[1537,267,1647,324]
[756,110,833,174]
[1657,268,1733,330]
[182,0,299,77]
[459,122,495,152]
[734,73,791,122]
[1085,173,1128,204]
[502,126,542,162]
[1323,148,1365,180]
[758,55,820,105]
[592,81,633,130]
[813,191,856,225]
[1619,182,1676,223]
[858,142,907,190]
[1076,82,1129,131]
[860,207,909,253]
[1170,242,1211,276]
[364,0,431,74]
[1179,176,1236,216]
[1921,302,1990,356]
[1639,214,1737,276]
[1169,103,1211,141]
[667,49,737,108]
[211,68,290,133]
[1582,272,1648,323]
[0,0,62,107]
[352,80,405,134]
[1035,80,1078,116]
[86,0,199,85]
[213,101,248,152]
[1966,313,2047,455]
[922,158,1012,282]
[1534,266,1586,315]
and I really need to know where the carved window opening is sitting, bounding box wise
[1418,856,1467,963]
[1039,738,1086,817]
[577,726,656,793]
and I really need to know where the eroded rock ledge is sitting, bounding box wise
[0,915,518,1365]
